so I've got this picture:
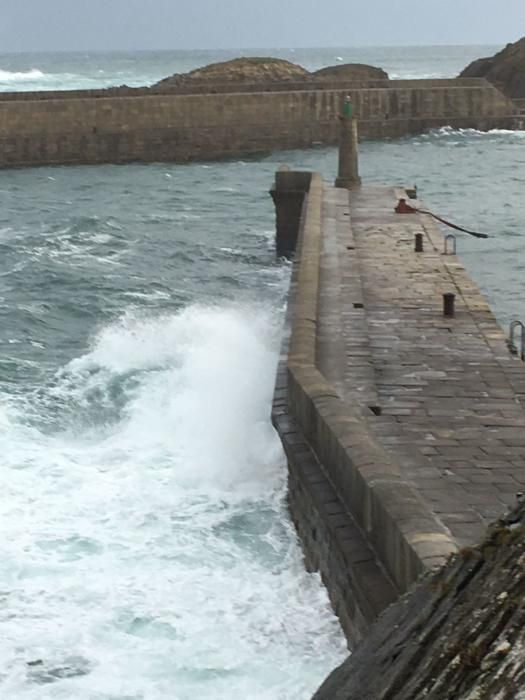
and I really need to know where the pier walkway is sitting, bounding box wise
[272,172,525,641]
[318,184,525,548]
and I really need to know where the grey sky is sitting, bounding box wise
[1,0,524,52]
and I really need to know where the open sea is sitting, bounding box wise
[0,45,524,700]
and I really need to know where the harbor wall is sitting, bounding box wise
[0,79,516,167]
[270,171,455,645]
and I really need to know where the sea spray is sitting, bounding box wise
[0,304,346,699]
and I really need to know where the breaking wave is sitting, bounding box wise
[0,303,346,699]
[0,68,46,82]
[429,126,525,139]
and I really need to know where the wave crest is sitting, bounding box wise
[431,126,525,138]
[0,68,46,82]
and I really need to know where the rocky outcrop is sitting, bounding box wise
[155,57,309,88]
[311,63,388,81]
[312,503,525,700]
[459,37,525,99]
[154,57,389,89]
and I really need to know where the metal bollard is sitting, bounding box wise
[443,293,455,317]
[415,233,424,253]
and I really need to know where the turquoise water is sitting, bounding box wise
[0,46,523,699]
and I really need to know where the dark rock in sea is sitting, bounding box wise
[312,502,525,700]
[459,37,525,99]
[311,63,388,81]
[27,655,92,684]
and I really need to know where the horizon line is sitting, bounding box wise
[0,42,504,56]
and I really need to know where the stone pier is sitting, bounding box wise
[271,172,525,645]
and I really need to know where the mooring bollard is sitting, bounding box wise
[443,292,455,317]
[415,233,424,252]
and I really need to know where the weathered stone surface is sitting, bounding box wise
[312,503,525,700]
[0,75,516,168]
[346,185,525,546]
[311,63,388,81]
[459,37,525,99]
[154,57,309,88]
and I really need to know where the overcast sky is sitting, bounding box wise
[1,0,524,52]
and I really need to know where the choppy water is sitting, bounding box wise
[0,45,501,91]
[0,161,349,699]
[0,47,524,700]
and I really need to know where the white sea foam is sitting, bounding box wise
[432,126,525,138]
[0,67,144,92]
[0,68,45,82]
[390,72,443,79]
[0,304,346,698]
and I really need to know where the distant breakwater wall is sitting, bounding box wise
[0,78,518,168]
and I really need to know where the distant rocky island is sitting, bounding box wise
[153,56,389,89]
[459,36,525,99]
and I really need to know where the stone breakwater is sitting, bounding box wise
[0,77,518,168]
[270,169,525,695]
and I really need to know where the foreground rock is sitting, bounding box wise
[313,502,525,700]
[459,37,525,99]
[154,57,388,89]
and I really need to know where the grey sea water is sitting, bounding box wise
[0,44,500,91]
[0,46,524,700]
